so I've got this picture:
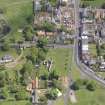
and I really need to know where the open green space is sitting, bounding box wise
[0,0,33,42]
[54,97,65,105]
[89,43,97,57]
[68,48,105,105]
[46,48,72,76]
[69,87,105,105]
[81,0,105,7]
[0,48,18,58]
[0,100,29,105]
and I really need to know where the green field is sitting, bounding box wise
[0,48,18,58]
[81,0,105,7]
[54,97,65,105]
[89,43,97,57]
[0,101,29,105]
[0,0,32,42]
[45,48,102,105]
[69,87,105,105]
[46,48,72,76]
[49,47,105,105]
[69,47,105,105]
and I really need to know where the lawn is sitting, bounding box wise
[46,48,72,76]
[54,97,65,105]
[0,0,33,42]
[0,48,18,58]
[55,46,105,105]
[0,101,29,105]
[81,0,105,7]
[68,48,105,105]
[69,87,105,105]
[89,43,97,57]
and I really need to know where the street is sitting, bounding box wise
[73,0,105,87]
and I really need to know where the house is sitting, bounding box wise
[0,59,5,64]
[99,61,105,71]
[88,59,96,66]
[80,33,89,63]
[101,28,105,38]
[95,9,105,20]
[46,2,53,12]
[2,55,14,63]
[81,35,89,54]
[33,0,41,12]
[59,0,68,4]
[0,55,14,64]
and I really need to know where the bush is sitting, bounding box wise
[46,88,58,100]
[86,82,96,91]
[49,70,59,80]
[71,81,80,90]
[1,42,10,51]
[39,96,47,104]
[71,79,89,90]
[15,90,28,100]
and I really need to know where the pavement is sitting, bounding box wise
[69,90,77,103]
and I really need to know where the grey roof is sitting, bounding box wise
[81,38,88,45]
[34,1,41,11]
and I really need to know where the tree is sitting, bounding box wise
[0,65,5,71]
[5,71,9,84]
[37,38,48,49]
[25,102,32,105]
[39,96,47,105]
[86,82,96,91]
[80,2,89,8]
[40,72,49,80]
[0,89,8,99]
[2,41,10,51]
[37,49,46,63]
[0,73,5,87]
[0,19,11,35]
[49,70,59,80]
[42,21,55,32]
[101,3,105,9]
[15,70,20,84]
[20,60,33,76]
[20,60,33,85]
[52,79,62,90]
[27,47,38,64]
[23,25,34,41]
[10,84,19,93]
[71,81,80,90]
[101,44,105,50]
[46,88,58,100]
[2,25,11,35]
[15,90,28,100]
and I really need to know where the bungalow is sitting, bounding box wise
[95,9,105,20]
[82,18,93,24]
[81,35,88,54]
[99,61,105,70]
[2,55,14,63]
[0,55,14,64]
[81,34,89,63]
[33,0,41,12]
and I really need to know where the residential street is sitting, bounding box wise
[73,0,105,86]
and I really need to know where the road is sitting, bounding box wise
[0,42,73,49]
[73,0,105,86]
